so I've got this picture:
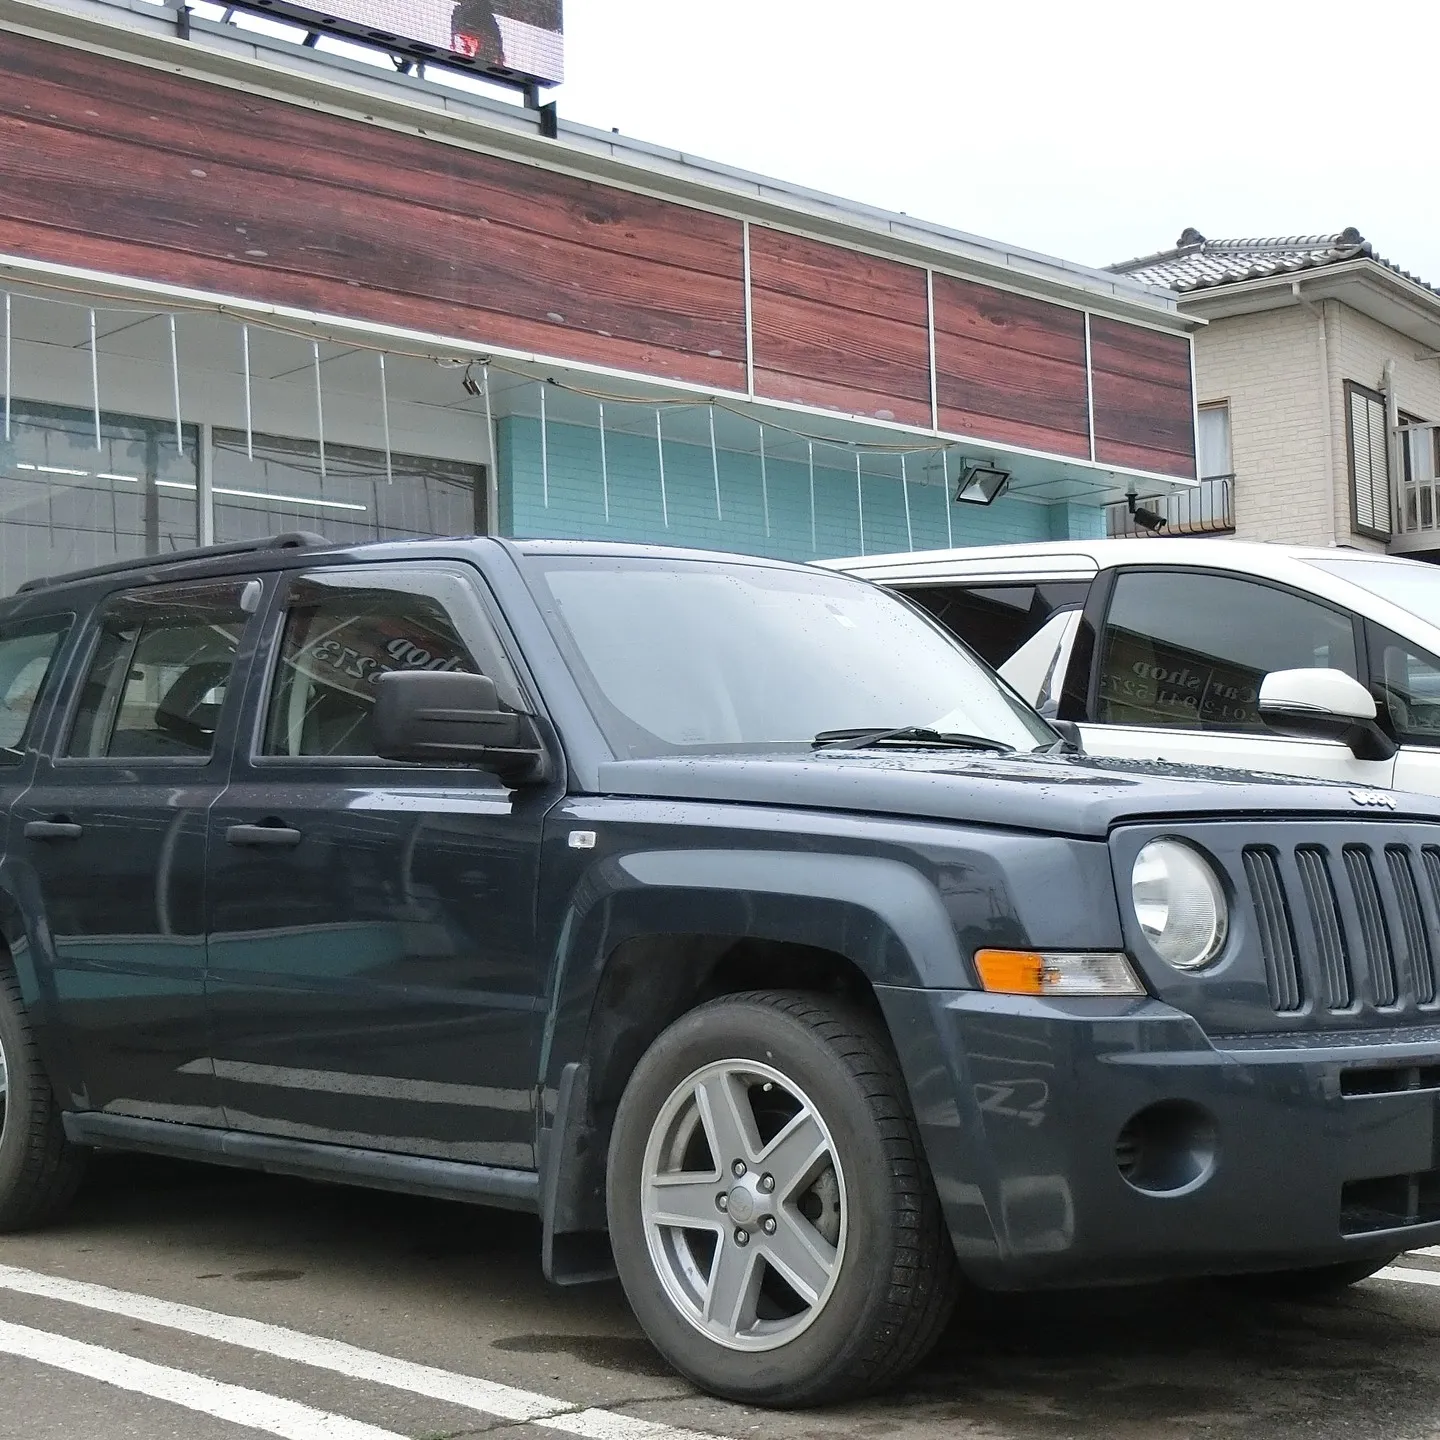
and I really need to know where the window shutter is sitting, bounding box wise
[1348,385,1391,537]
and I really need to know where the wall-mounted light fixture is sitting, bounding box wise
[954,461,1011,506]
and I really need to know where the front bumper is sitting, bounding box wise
[878,986,1440,1290]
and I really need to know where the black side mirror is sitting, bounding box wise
[372,671,546,784]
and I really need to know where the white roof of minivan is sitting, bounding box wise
[821,538,1423,586]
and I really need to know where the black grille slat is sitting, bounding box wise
[1386,847,1435,1005]
[1344,847,1398,1008]
[1243,848,1303,1012]
[1296,847,1352,1010]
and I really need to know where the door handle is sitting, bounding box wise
[226,823,303,848]
[23,819,83,841]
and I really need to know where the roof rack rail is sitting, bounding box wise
[14,532,331,595]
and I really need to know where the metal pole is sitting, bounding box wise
[901,452,913,551]
[708,406,722,521]
[378,353,393,484]
[597,400,610,523]
[855,451,865,557]
[169,315,184,454]
[89,308,101,450]
[808,441,816,554]
[312,340,326,482]
[759,424,771,539]
[241,325,254,460]
[539,381,549,508]
[655,408,669,528]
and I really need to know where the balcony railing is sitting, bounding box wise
[1395,420,1440,545]
[1105,475,1235,538]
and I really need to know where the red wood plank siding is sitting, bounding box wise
[0,30,747,388]
[932,277,1089,459]
[748,228,932,426]
[1089,317,1197,478]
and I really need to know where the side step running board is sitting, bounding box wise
[63,1112,540,1213]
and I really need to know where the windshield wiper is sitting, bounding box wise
[812,726,1015,753]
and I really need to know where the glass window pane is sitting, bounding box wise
[67,581,250,759]
[262,568,515,758]
[1375,631,1440,746]
[0,618,72,751]
[0,401,199,593]
[210,431,481,547]
[1098,571,1357,732]
[1197,404,1231,479]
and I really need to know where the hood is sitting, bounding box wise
[592,748,1440,840]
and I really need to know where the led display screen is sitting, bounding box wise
[236,0,563,85]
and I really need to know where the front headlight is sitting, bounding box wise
[1131,839,1228,971]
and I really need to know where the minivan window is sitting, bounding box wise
[1308,557,1440,630]
[0,618,72,755]
[66,580,251,759]
[528,557,1056,758]
[1369,624,1440,746]
[1097,570,1358,732]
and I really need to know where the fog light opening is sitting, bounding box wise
[1115,1101,1217,1196]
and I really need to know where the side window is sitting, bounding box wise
[1096,570,1358,733]
[0,617,72,755]
[262,566,520,759]
[1369,625,1440,746]
[66,580,252,759]
[903,582,1089,669]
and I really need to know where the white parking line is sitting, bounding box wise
[0,1318,405,1440]
[0,1264,719,1440]
[1410,1246,1440,1259]
[1379,1266,1440,1289]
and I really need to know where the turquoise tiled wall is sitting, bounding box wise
[498,416,1103,560]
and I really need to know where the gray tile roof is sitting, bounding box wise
[1109,227,1439,297]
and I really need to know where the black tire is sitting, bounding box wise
[0,967,87,1230]
[1221,1255,1399,1299]
[606,990,958,1407]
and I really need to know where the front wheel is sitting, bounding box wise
[607,991,957,1407]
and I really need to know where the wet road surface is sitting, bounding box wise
[2,1155,1439,1440]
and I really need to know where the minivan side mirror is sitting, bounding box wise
[372,670,547,784]
[1258,668,1398,762]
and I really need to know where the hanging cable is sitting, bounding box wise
[169,315,184,455]
[241,325,254,461]
[807,441,817,554]
[943,450,954,548]
[901,452,913,551]
[378,352,393,484]
[312,340,326,482]
[759,424,771,539]
[708,406,722,522]
[855,451,866,557]
[539,381,550,509]
[89,308,101,451]
[2,292,10,442]
[655,408,669,528]
[597,400,610,523]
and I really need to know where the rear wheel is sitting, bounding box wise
[607,991,957,1406]
[0,968,86,1229]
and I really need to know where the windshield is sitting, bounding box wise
[1307,557,1440,629]
[526,555,1055,758]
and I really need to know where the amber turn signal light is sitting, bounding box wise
[974,949,1145,997]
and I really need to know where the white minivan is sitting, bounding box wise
[826,539,1440,796]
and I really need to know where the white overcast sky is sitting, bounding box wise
[553,1,1440,286]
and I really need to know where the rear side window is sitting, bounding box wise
[0,617,72,756]
[66,580,252,759]
[903,582,1089,669]
[1097,570,1358,732]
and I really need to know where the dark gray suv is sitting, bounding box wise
[0,532,1437,1407]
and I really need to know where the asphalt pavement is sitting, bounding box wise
[2,1154,1439,1440]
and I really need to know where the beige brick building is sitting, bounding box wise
[1109,230,1440,555]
